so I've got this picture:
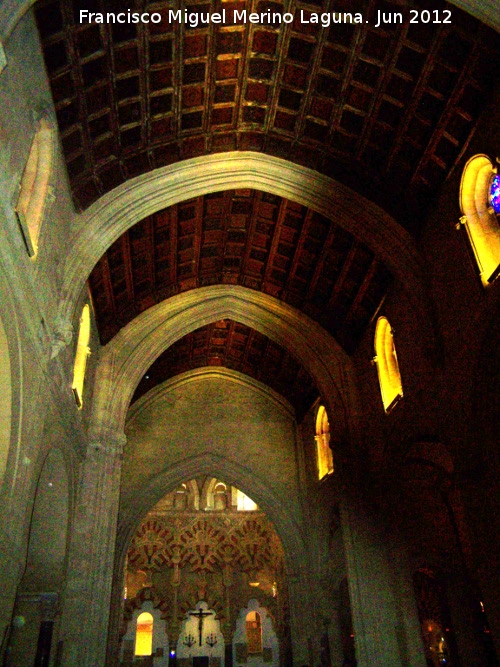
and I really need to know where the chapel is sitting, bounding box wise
[0,1,499,666]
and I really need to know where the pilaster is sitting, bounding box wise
[340,493,426,667]
[60,430,126,667]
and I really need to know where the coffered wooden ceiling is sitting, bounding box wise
[88,189,392,352]
[132,319,319,418]
[36,0,500,229]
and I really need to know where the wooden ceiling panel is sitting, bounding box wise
[36,0,500,229]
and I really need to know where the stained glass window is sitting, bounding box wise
[490,174,500,215]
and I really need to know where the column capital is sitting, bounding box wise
[87,429,127,458]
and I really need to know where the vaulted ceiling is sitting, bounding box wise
[34,0,500,411]
[36,0,500,231]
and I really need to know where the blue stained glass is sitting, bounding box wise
[490,174,500,215]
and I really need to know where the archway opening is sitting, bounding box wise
[8,448,69,667]
[120,479,287,667]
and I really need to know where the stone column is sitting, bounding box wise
[287,567,314,667]
[340,492,426,667]
[60,430,126,667]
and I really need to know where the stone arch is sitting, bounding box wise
[0,265,23,497]
[90,286,357,443]
[20,447,70,592]
[118,369,305,562]
[0,314,12,487]
[109,368,312,667]
[57,153,434,356]
[8,448,70,667]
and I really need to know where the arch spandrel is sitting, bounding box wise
[90,286,357,441]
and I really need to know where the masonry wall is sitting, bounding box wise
[0,10,97,662]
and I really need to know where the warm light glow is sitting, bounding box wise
[246,611,262,654]
[237,489,258,511]
[135,612,153,656]
[315,405,333,479]
[460,154,500,285]
[72,305,91,408]
[374,317,403,412]
[16,118,53,258]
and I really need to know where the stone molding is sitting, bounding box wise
[128,367,296,422]
[90,286,355,439]
[57,153,434,351]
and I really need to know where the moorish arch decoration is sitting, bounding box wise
[120,482,286,667]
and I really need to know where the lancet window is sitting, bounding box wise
[315,404,333,479]
[15,118,54,258]
[72,305,91,409]
[374,317,403,412]
[459,154,500,285]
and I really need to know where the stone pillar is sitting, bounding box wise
[60,431,126,667]
[340,493,426,667]
[324,604,344,667]
[287,568,314,667]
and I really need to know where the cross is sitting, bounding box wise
[189,607,213,646]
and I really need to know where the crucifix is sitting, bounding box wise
[189,607,213,646]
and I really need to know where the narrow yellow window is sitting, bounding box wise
[72,305,91,408]
[459,154,500,286]
[316,405,333,479]
[135,612,153,656]
[16,118,53,258]
[374,317,403,412]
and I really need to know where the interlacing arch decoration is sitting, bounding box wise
[459,154,500,286]
[127,513,283,578]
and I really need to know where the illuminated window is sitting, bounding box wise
[459,154,500,285]
[72,305,91,409]
[237,489,258,511]
[374,317,403,413]
[135,612,153,656]
[15,118,54,258]
[491,174,500,214]
[246,612,262,654]
[315,405,333,479]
